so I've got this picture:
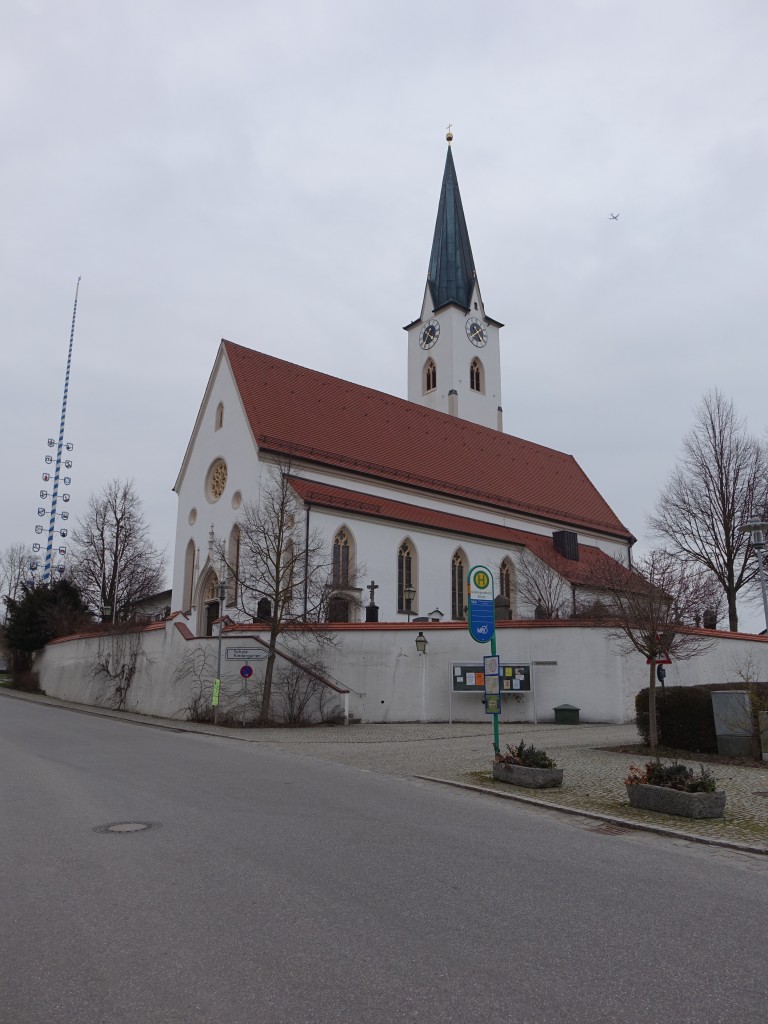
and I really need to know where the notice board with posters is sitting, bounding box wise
[451,663,531,692]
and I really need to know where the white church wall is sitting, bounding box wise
[171,356,264,628]
[35,620,768,727]
[308,505,540,624]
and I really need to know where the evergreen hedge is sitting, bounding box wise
[635,681,768,754]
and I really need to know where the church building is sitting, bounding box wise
[171,137,635,636]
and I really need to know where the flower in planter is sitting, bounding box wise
[624,759,716,794]
[496,739,557,770]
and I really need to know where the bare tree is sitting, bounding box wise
[69,479,166,621]
[649,390,768,631]
[589,549,719,749]
[222,460,344,723]
[516,549,570,619]
[0,543,30,622]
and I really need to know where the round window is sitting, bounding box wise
[206,459,228,502]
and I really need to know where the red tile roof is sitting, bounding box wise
[223,340,633,541]
[288,476,629,588]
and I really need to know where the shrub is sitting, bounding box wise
[11,671,43,693]
[635,686,717,753]
[496,739,557,769]
[636,681,768,755]
[625,759,717,793]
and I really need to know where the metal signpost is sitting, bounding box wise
[211,649,270,725]
[467,565,500,754]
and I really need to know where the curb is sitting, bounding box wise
[415,775,768,857]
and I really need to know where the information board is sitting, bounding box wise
[451,663,531,693]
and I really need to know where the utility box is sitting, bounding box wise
[554,703,580,725]
[711,690,755,758]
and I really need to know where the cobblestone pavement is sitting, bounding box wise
[5,689,768,852]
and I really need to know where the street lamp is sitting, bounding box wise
[415,631,428,722]
[404,583,416,623]
[742,519,768,634]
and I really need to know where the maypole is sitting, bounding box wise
[31,278,80,583]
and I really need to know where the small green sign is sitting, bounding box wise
[212,678,221,707]
[485,693,501,715]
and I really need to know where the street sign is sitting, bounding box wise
[467,565,495,644]
[225,648,269,661]
[240,665,253,679]
[484,674,499,695]
[484,654,500,677]
[485,693,501,715]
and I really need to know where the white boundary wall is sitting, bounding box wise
[35,619,768,725]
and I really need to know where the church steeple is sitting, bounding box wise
[406,135,505,433]
[427,146,476,312]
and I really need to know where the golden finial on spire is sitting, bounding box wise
[445,123,453,143]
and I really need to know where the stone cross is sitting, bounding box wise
[367,579,379,606]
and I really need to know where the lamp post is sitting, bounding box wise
[415,631,428,722]
[404,583,416,623]
[742,519,768,634]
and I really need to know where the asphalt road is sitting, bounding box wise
[2,699,767,1024]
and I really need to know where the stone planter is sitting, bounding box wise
[625,783,726,819]
[493,761,563,789]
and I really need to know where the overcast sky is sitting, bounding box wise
[3,1,767,628]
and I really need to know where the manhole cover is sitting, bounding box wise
[94,822,159,834]
[587,822,630,836]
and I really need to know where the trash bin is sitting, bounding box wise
[553,703,580,725]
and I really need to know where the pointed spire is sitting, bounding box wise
[427,145,476,311]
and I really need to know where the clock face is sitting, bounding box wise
[466,318,487,347]
[419,319,440,349]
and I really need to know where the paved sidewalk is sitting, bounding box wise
[4,688,768,853]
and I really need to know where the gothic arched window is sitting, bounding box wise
[397,540,416,613]
[227,524,240,606]
[470,358,482,393]
[499,556,516,618]
[333,528,351,586]
[451,550,467,620]
[183,539,195,612]
[215,402,224,430]
[424,359,437,393]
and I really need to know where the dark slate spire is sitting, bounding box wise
[427,146,476,311]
